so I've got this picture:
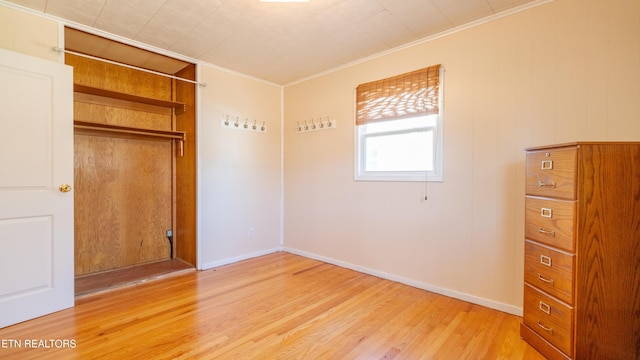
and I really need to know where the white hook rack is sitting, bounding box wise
[220,115,267,133]
[296,117,336,133]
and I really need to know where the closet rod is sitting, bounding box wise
[53,47,206,87]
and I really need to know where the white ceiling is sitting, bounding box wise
[5,0,539,84]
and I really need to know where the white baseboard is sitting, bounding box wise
[199,246,282,270]
[283,246,523,316]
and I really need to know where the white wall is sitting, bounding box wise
[197,66,283,269]
[283,0,640,314]
[0,5,58,61]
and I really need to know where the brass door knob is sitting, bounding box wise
[58,184,72,193]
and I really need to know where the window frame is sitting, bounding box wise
[354,112,444,182]
[354,66,444,182]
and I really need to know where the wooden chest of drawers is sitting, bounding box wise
[520,142,640,360]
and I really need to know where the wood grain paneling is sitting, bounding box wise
[525,196,576,252]
[524,240,574,304]
[575,144,640,359]
[65,54,172,101]
[74,101,172,131]
[68,47,195,277]
[525,147,578,200]
[523,284,574,356]
[174,64,197,266]
[74,134,172,275]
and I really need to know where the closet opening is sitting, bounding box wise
[65,28,197,296]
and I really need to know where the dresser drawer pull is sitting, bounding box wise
[539,301,551,314]
[537,274,554,285]
[540,255,552,267]
[538,228,556,237]
[541,160,553,170]
[540,207,553,218]
[537,180,556,188]
[537,320,553,334]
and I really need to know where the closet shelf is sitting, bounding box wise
[74,121,186,157]
[74,84,186,114]
[74,120,185,140]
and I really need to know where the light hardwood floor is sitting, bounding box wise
[0,252,544,359]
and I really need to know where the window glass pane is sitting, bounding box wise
[364,130,434,172]
[365,115,437,134]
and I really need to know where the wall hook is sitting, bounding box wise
[296,116,336,134]
[221,114,267,133]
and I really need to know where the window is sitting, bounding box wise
[355,65,443,181]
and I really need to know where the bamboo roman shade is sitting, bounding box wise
[355,64,441,126]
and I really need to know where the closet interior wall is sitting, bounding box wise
[174,64,197,266]
[67,42,197,278]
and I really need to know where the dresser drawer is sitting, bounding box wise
[525,196,576,252]
[523,284,574,357]
[525,147,577,200]
[524,240,575,304]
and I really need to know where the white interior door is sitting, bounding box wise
[0,48,74,328]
